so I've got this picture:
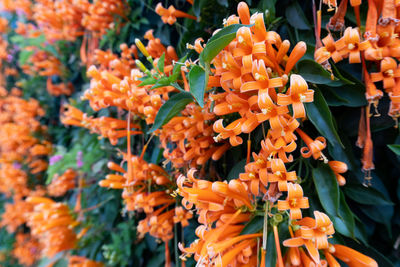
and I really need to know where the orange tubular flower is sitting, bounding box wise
[328,160,348,186]
[331,244,378,267]
[213,118,244,146]
[12,233,41,266]
[155,3,197,25]
[268,158,297,191]
[296,129,327,161]
[284,211,334,264]
[277,74,314,119]
[68,256,104,267]
[277,183,309,220]
[340,27,371,63]
[47,169,77,197]
[240,59,283,93]
[370,57,400,89]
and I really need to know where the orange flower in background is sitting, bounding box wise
[155,3,197,25]
[68,256,104,267]
[25,197,78,258]
[12,233,41,267]
[48,169,77,197]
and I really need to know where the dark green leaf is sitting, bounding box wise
[388,144,400,155]
[266,230,277,267]
[305,87,344,148]
[312,163,340,215]
[148,92,193,133]
[240,215,263,235]
[157,53,165,73]
[297,59,340,85]
[227,159,246,181]
[189,65,208,107]
[332,191,355,238]
[285,2,311,30]
[344,184,394,206]
[359,204,393,236]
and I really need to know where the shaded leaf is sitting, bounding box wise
[344,184,394,206]
[297,59,340,85]
[189,65,208,107]
[388,144,400,155]
[240,215,263,235]
[332,191,355,238]
[169,55,187,82]
[148,92,193,133]
[285,2,311,30]
[305,87,344,147]
[227,159,246,181]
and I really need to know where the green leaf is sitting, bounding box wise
[150,76,171,90]
[240,215,263,235]
[344,184,394,206]
[18,50,34,65]
[189,65,208,107]
[388,144,400,155]
[227,159,246,181]
[138,76,157,86]
[169,55,187,82]
[359,204,394,236]
[305,87,344,148]
[331,191,355,238]
[285,1,311,30]
[192,0,202,18]
[148,92,193,133]
[312,163,340,215]
[157,53,165,73]
[297,59,340,85]
[265,230,277,267]
[200,24,251,65]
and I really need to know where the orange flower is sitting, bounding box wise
[297,129,327,161]
[331,244,378,267]
[370,57,400,89]
[268,158,297,191]
[277,74,314,118]
[155,3,197,25]
[328,160,348,186]
[277,183,309,219]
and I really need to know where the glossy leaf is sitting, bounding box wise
[189,65,208,107]
[200,24,250,65]
[240,215,263,235]
[297,59,340,85]
[305,87,344,148]
[312,163,340,215]
[138,76,157,86]
[285,2,311,30]
[148,92,193,133]
[265,230,277,267]
[344,184,394,206]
